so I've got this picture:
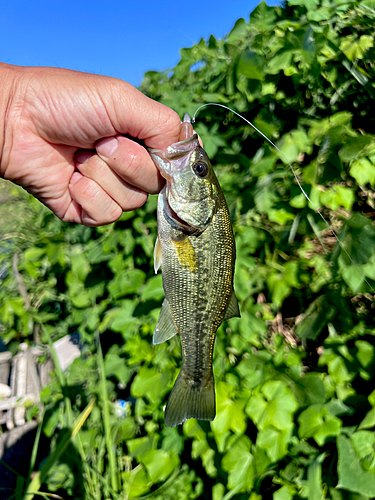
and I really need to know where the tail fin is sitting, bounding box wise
[164,372,215,427]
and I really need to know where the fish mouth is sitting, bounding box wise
[163,188,198,234]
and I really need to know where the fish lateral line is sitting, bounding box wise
[191,102,374,294]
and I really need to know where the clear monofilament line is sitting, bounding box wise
[192,102,374,292]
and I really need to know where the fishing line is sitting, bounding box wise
[192,102,374,293]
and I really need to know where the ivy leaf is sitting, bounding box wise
[131,367,170,403]
[238,51,265,80]
[350,158,375,186]
[257,428,291,462]
[246,381,298,430]
[108,269,146,299]
[227,18,248,43]
[126,467,150,497]
[320,186,354,211]
[104,353,131,386]
[337,436,375,497]
[289,0,319,7]
[298,405,342,445]
[142,450,179,483]
[249,1,277,31]
[359,408,375,430]
[339,136,373,162]
[140,274,164,301]
[356,340,375,369]
[340,35,374,61]
[222,436,254,491]
[351,431,375,471]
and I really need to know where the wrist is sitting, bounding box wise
[0,63,20,178]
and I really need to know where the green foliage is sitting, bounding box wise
[2,0,375,498]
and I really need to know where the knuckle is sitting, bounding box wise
[121,191,148,211]
[108,204,123,222]
[125,152,142,177]
[80,179,98,198]
[78,154,107,179]
[91,156,108,178]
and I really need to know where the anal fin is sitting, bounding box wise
[223,290,241,321]
[153,299,178,345]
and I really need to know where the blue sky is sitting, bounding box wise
[1,0,277,88]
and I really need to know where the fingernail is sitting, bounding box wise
[70,172,83,185]
[76,151,93,164]
[96,137,118,157]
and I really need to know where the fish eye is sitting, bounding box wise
[193,162,208,178]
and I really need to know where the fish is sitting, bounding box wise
[149,114,240,427]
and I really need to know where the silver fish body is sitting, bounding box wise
[149,120,239,427]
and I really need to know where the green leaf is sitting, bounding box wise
[222,436,254,491]
[127,435,158,459]
[337,436,375,497]
[338,259,365,292]
[351,431,375,471]
[296,295,336,340]
[140,274,164,301]
[211,382,246,436]
[108,269,146,298]
[161,427,185,455]
[308,454,325,500]
[298,405,342,445]
[24,247,45,262]
[249,1,277,31]
[340,35,374,61]
[127,467,150,497]
[246,381,298,431]
[350,158,375,186]
[273,485,295,500]
[267,262,299,306]
[320,186,354,211]
[238,51,265,81]
[104,353,131,385]
[266,51,293,75]
[307,7,332,22]
[268,209,295,225]
[257,428,290,462]
[70,252,90,281]
[142,449,179,483]
[339,136,373,162]
[227,18,248,43]
[294,373,326,405]
[356,340,374,369]
[288,0,319,7]
[359,408,375,430]
[131,366,170,403]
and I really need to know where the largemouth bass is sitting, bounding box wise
[149,114,239,427]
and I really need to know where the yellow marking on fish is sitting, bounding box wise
[172,237,198,273]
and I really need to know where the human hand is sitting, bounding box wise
[0,63,181,225]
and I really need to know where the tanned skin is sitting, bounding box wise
[0,63,181,226]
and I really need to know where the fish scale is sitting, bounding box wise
[149,115,240,427]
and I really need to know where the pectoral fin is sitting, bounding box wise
[223,290,241,321]
[154,236,162,274]
[153,299,178,345]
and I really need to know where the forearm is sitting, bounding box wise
[0,63,19,177]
